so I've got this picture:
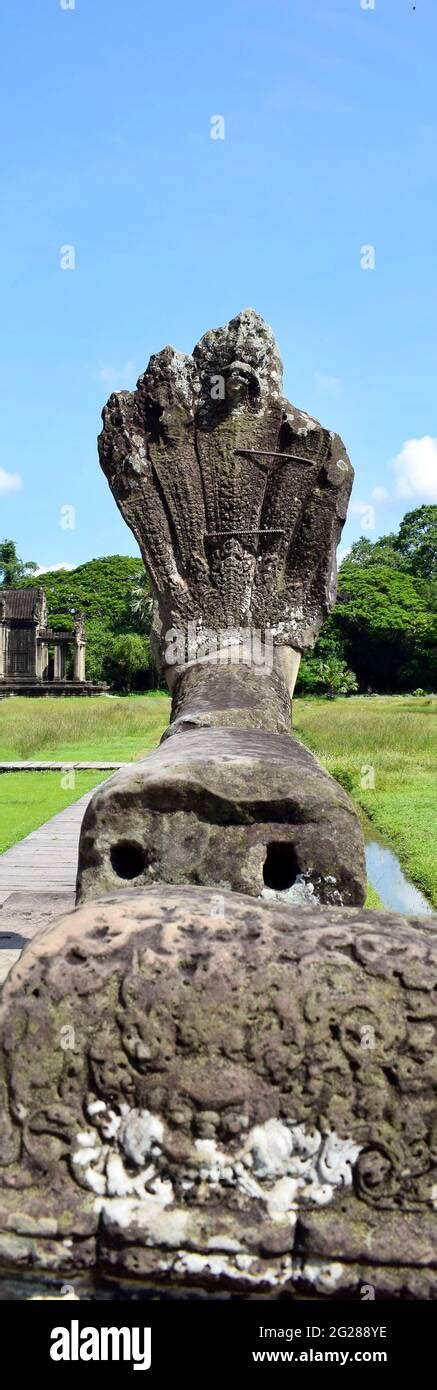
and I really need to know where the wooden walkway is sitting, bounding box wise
[0,786,105,986]
[0,788,98,893]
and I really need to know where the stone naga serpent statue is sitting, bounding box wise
[0,312,434,1301]
[76,310,366,908]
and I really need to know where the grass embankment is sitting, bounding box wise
[293,695,437,910]
[0,694,170,762]
[0,771,109,854]
[363,882,384,910]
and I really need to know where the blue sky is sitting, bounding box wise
[1,0,436,571]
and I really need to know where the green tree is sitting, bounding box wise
[334,563,436,690]
[295,655,323,695]
[295,613,347,696]
[0,539,37,586]
[395,505,437,579]
[83,619,111,683]
[23,555,146,629]
[318,656,358,700]
[104,633,151,693]
[344,506,437,580]
[19,554,156,683]
[129,571,153,628]
[345,535,403,570]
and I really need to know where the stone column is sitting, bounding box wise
[73,638,86,682]
[35,640,46,679]
[40,644,48,680]
[53,644,66,680]
[27,629,38,678]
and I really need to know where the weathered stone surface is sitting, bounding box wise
[98,309,353,681]
[1,886,435,1297]
[164,660,293,736]
[76,308,363,909]
[0,892,75,987]
[76,728,366,906]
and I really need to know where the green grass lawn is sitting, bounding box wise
[0,694,170,762]
[0,771,109,854]
[293,695,437,910]
[0,695,170,853]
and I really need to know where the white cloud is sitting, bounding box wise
[98,361,135,390]
[371,486,388,502]
[0,468,22,496]
[34,563,76,576]
[392,436,437,501]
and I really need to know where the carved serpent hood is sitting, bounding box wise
[98,309,354,671]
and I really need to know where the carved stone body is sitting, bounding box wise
[0,887,435,1298]
[76,728,366,907]
[77,311,365,907]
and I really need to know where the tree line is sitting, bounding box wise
[1,505,435,695]
[297,505,436,696]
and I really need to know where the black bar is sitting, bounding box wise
[1,1295,433,1381]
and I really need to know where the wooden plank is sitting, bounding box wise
[0,782,115,984]
[0,786,104,895]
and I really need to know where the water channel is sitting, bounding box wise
[365,835,434,917]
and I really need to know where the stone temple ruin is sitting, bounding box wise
[0,311,435,1300]
[0,588,99,696]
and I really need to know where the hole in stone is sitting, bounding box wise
[263,842,299,891]
[110,840,146,880]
